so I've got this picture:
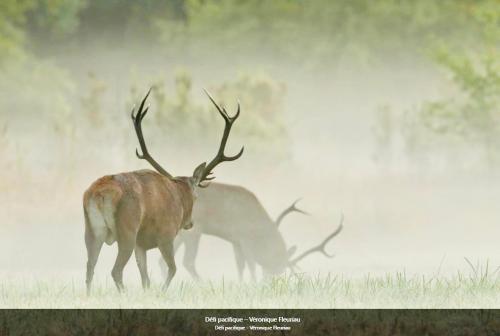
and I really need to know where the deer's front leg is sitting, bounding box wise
[158,239,177,290]
[135,245,150,290]
[182,232,201,280]
[233,242,246,281]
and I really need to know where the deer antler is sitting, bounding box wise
[131,89,173,179]
[288,213,344,267]
[275,198,309,226]
[198,90,244,187]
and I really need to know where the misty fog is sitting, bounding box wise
[1,1,499,289]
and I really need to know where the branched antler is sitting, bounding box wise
[288,213,344,267]
[275,198,309,226]
[131,89,173,179]
[198,90,244,187]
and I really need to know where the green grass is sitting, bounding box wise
[1,268,499,308]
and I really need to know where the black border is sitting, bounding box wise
[1,309,499,335]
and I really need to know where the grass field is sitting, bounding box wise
[1,265,499,309]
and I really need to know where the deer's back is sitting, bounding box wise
[193,183,273,239]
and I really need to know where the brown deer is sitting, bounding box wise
[83,90,243,293]
[159,183,343,280]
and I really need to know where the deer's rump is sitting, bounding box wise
[84,175,123,245]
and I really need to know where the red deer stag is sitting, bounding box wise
[83,90,243,293]
[159,184,343,280]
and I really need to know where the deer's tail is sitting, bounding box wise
[84,179,122,246]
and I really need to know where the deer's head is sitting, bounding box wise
[262,214,344,276]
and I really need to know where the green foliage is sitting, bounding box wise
[62,0,180,45]
[0,0,498,169]
[0,57,74,135]
[129,69,210,140]
[0,0,76,134]
[155,0,479,69]
[0,0,492,68]
[211,72,289,156]
[368,1,500,168]
[413,1,500,163]
[129,70,289,156]
[152,69,209,135]
[0,0,79,178]
[0,0,35,62]
[27,0,86,38]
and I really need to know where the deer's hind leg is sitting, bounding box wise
[111,240,135,293]
[110,203,138,293]
[85,221,103,295]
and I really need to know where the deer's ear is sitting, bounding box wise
[287,245,297,259]
[192,162,206,184]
